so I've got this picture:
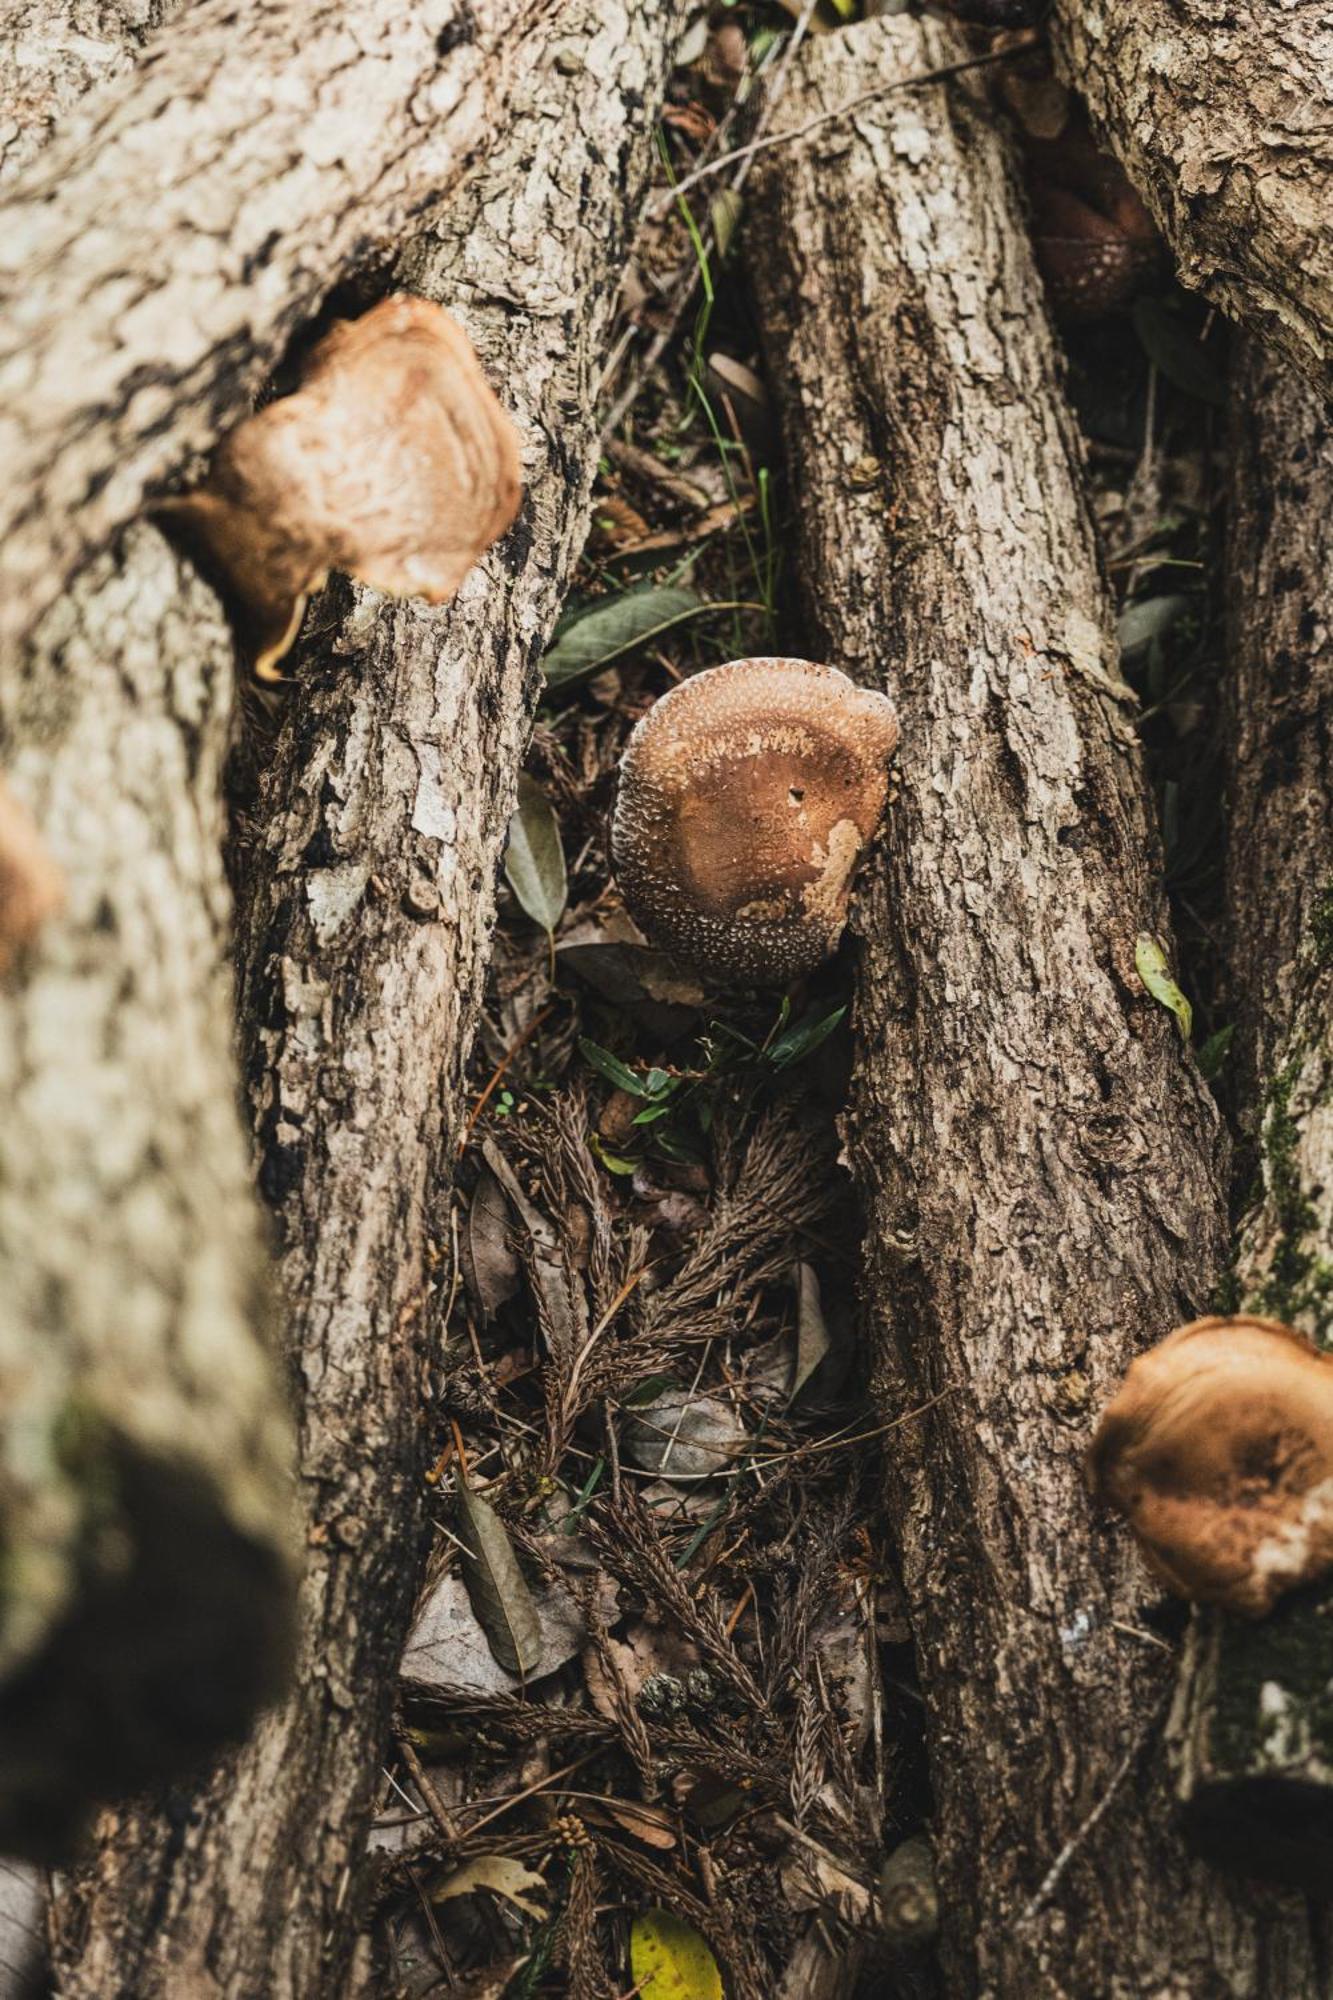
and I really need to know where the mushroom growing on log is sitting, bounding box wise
[1090,1316,1333,1618]
[163,296,522,677]
[747,17,1319,1993]
[1047,0,1333,390]
[612,657,899,985]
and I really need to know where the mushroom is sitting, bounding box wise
[0,777,63,974]
[1088,1314,1333,1617]
[610,657,899,986]
[162,295,522,678]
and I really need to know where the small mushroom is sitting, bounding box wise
[610,657,899,986]
[0,777,63,974]
[1088,1314,1333,1618]
[162,295,522,678]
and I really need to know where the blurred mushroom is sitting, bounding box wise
[0,778,63,974]
[1022,111,1160,323]
[162,295,522,678]
[1088,1315,1333,1618]
[611,657,899,986]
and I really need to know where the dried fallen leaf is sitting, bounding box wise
[163,295,522,677]
[455,1484,543,1678]
[624,1390,748,1483]
[629,1909,723,2000]
[790,1263,831,1403]
[0,779,63,973]
[504,775,567,937]
[433,1853,547,1920]
[461,1165,521,1322]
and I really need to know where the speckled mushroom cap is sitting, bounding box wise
[1088,1315,1333,1618]
[611,658,899,986]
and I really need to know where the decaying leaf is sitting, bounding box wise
[629,1908,723,2000]
[0,779,63,973]
[790,1262,831,1403]
[1134,932,1192,1043]
[542,584,702,689]
[433,1853,547,1920]
[461,1164,522,1322]
[624,1390,749,1483]
[403,1566,583,1697]
[455,1484,544,1678]
[504,774,567,936]
[162,295,522,677]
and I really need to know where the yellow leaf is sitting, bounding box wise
[629,1909,723,2000]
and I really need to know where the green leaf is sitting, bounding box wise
[579,1036,650,1097]
[710,188,743,260]
[767,1003,847,1069]
[1131,297,1227,406]
[629,1909,724,2000]
[504,775,566,935]
[455,1484,544,1677]
[588,1133,640,1175]
[1197,1023,1235,1082]
[1135,933,1193,1043]
[1117,593,1192,661]
[542,585,701,688]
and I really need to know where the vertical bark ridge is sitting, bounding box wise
[747,19,1323,1995]
[1169,344,1333,1887]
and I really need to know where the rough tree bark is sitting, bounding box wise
[1168,344,1333,1888]
[0,0,185,184]
[1048,0,1333,393]
[48,4,691,1993]
[748,20,1325,1997]
[0,0,293,1897]
[0,535,296,1858]
[0,0,560,659]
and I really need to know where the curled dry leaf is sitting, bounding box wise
[162,295,522,677]
[433,1854,547,1920]
[1088,1315,1333,1617]
[0,779,63,974]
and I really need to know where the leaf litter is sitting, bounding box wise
[347,6,1237,1994]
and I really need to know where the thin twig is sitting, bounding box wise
[649,35,1039,217]
[396,1728,461,1849]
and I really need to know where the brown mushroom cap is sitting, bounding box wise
[1088,1315,1333,1617]
[163,295,522,677]
[610,657,899,986]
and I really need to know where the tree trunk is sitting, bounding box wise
[0,0,559,660]
[1048,0,1333,394]
[747,19,1325,1995]
[0,0,294,1886]
[1168,344,1333,1889]
[0,540,296,1860]
[48,4,689,1992]
[0,1,185,185]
